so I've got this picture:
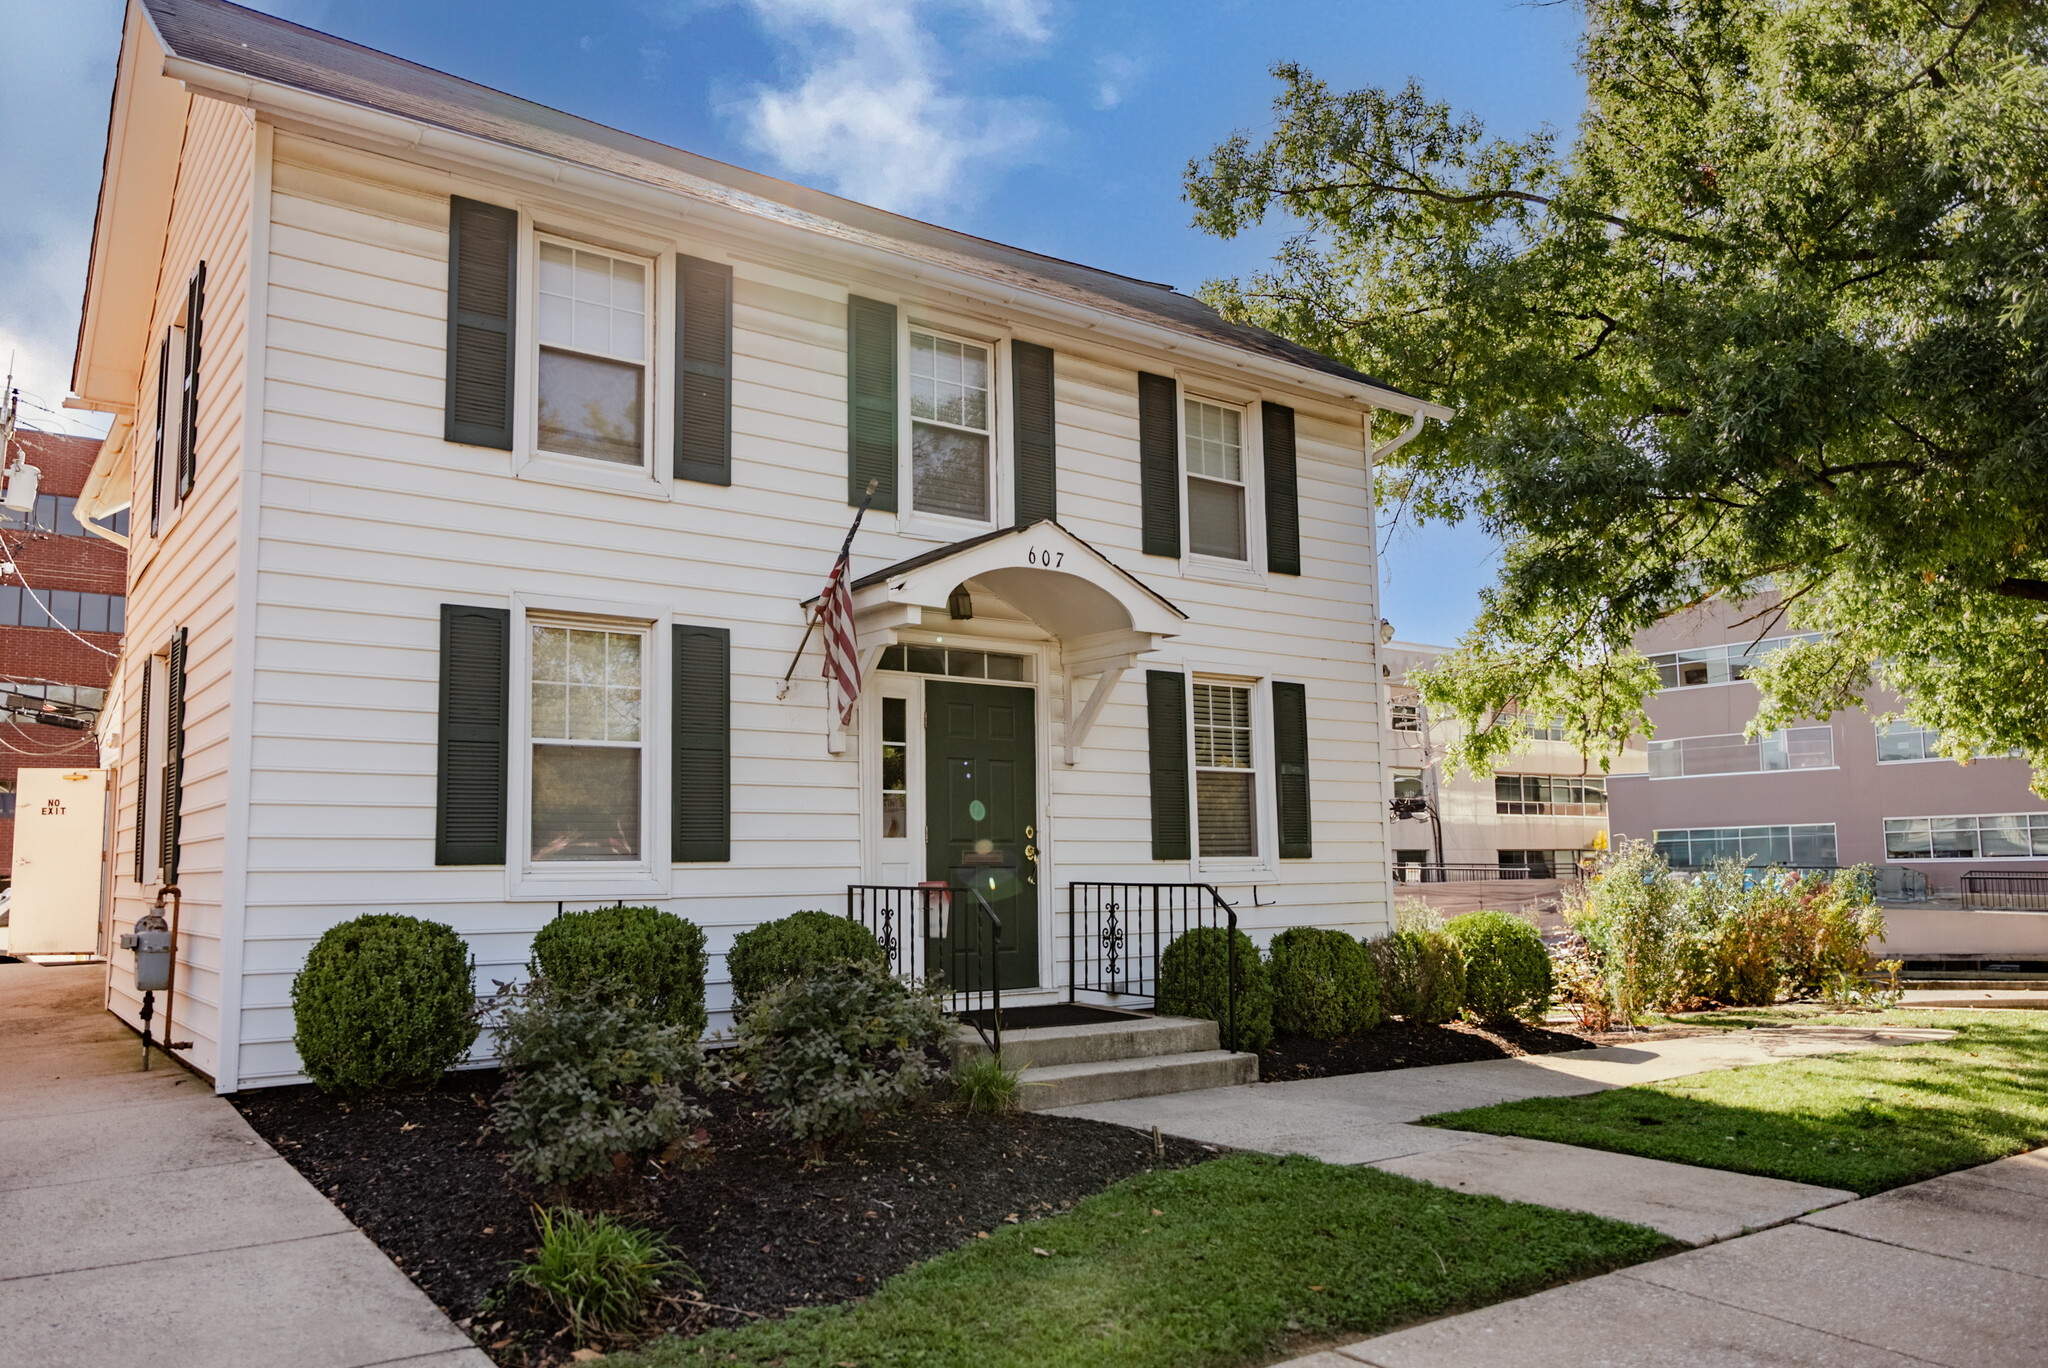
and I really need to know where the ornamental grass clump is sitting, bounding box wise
[291,913,478,1096]
[1268,926,1380,1038]
[490,979,708,1185]
[1157,925,1274,1051]
[725,909,886,1009]
[951,1051,1026,1114]
[731,960,951,1142]
[529,905,709,1039]
[1444,910,1553,1024]
[511,1206,691,1342]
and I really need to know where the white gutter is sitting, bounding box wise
[1372,410,1431,462]
[71,413,131,549]
[160,55,1455,422]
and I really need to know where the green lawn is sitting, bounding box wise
[613,1153,1672,1368]
[1422,1008,2048,1197]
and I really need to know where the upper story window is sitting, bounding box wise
[909,329,993,522]
[1193,681,1257,858]
[1184,398,1247,561]
[535,240,650,469]
[1495,775,1607,815]
[528,622,646,863]
[1885,814,2048,860]
[1648,725,1833,778]
[0,495,127,540]
[1520,715,1567,741]
[1877,719,1945,762]
[1650,632,1824,688]
[1655,823,1837,869]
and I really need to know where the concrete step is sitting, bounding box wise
[949,1014,1220,1071]
[1015,1048,1257,1111]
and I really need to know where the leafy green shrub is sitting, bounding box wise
[512,1207,690,1341]
[291,914,478,1096]
[1444,910,1553,1023]
[951,1051,1024,1114]
[726,909,886,1009]
[490,980,708,1185]
[1366,926,1467,1024]
[1268,926,1380,1038]
[529,905,708,1039]
[732,961,950,1141]
[1157,925,1274,1051]
[1563,841,1689,1022]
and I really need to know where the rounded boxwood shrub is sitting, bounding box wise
[1269,926,1380,1038]
[726,909,884,1009]
[292,913,479,1096]
[1157,925,1273,1052]
[1366,926,1466,1024]
[529,905,709,1040]
[1445,909,1554,1023]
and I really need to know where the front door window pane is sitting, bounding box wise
[881,696,908,839]
[1193,682,1256,857]
[1185,399,1246,560]
[910,331,991,520]
[530,624,643,862]
[536,241,648,467]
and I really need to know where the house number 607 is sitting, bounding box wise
[1026,547,1064,567]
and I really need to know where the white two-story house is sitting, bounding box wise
[70,0,1446,1091]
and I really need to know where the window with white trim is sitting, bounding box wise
[528,622,647,862]
[1649,632,1824,687]
[879,695,908,840]
[535,239,651,469]
[1193,681,1256,858]
[1184,398,1247,561]
[909,329,993,521]
[1884,814,2048,860]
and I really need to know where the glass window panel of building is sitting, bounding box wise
[1884,814,2048,860]
[909,330,993,521]
[1649,633,1825,688]
[1648,726,1834,778]
[528,624,644,862]
[1494,774,1607,815]
[1192,682,1256,857]
[1653,824,1838,868]
[536,240,648,467]
[1184,399,1247,560]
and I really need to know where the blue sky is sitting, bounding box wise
[0,0,1586,644]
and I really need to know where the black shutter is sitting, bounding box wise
[1262,401,1300,575]
[162,627,188,883]
[673,625,731,863]
[150,331,169,537]
[846,295,898,510]
[444,197,517,450]
[1012,340,1056,526]
[133,662,150,885]
[1146,669,1191,861]
[177,262,205,502]
[1138,371,1180,557]
[1273,680,1312,858]
[675,255,732,485]
[435,605,510,865]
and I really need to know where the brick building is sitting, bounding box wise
[1,427,128,889]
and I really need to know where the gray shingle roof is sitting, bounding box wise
[142,0,1413,399]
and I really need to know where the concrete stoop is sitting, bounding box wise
[951,1013,1259,1111]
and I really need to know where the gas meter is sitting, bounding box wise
[118,890,189,1068]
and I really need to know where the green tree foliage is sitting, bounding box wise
[291,914,478,1096]
[1187,1,2048,787]
[528,905,708,1039]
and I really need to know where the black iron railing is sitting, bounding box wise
[846,882,1005,1052]
[1962,870,2048,911]
[1066,882,1241,1051]
[1392,862,1586,883]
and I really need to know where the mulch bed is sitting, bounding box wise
[232,1073,1214,1366]
[1259,1017,1599,1080]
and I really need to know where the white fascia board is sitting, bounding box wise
[160,55,1452,422]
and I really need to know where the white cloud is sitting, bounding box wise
[723,0,1057,216]
[1091,53,1147,111]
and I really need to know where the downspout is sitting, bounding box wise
[1372,410,1429,463]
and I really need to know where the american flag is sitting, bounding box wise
[819,546,860,725]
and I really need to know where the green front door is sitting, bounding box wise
[925,680,1039,991]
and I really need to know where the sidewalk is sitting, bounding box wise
[0,960,491,1368]
[1279,1148,2048,1368]
[1054,1025,1947,1244]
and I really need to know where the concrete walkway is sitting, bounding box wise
[1054,1025,1947,1244]
[1279,1148,2048,1368]
[0,961,491,1368]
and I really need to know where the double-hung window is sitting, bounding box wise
[535,240,651,469]
[1193,681,1257,858]
[528,622,647,863]
[909,329,993,521]
[1184,398,1247,561]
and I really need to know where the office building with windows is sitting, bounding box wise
[1607,595,2048,897]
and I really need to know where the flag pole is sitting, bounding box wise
[776,480,877,699]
